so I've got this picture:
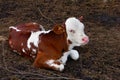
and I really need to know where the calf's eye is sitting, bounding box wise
[70,30,75,33]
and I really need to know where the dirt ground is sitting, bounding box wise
[0,0,120,80]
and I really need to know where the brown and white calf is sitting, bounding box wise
[8,17,89,71]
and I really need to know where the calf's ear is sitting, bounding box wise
[53,25,65,34]
[79,16,84,22]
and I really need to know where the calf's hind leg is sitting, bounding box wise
[33,52,64,71]
[45,59,64,71]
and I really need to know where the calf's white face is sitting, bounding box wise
[65,17,89,47]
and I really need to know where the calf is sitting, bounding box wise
[9,17,89,71]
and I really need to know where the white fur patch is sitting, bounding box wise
[39,25,45,31]
[9,26,21,32]
[27,31,41,48]
[46,59,64,71]
[32,55,36,58]
[27,30,50,49]
[46,59,54,65]
[22,48,26,53]
[13,50,17,53]
[21,43,24,46]
[58,51,70,65]
[32,49,37,53]
[68,43,77,50]
[33,22,37,25]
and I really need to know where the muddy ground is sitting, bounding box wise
[0,0,120,80]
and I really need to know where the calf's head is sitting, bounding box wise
[65,17,89,47]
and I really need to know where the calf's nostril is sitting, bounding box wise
[82,37,89,42]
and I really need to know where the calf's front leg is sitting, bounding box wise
[69,50,79,60]
[59,50,79,65]
[58,51,70,65]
